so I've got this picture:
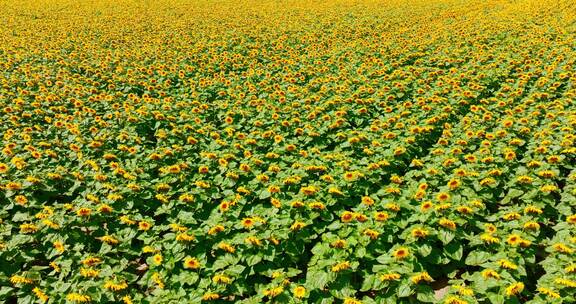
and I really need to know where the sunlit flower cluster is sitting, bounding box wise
[1,0,575,303]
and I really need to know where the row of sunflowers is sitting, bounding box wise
[1,0,576,303]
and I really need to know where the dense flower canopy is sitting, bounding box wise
[1,0,575,303]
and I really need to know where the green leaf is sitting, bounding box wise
[397,280,413,298]
[246,255,262,266]
[227,264,246,275]
[213,254,239,270]
[501,189,523,204]
[259,190,271,200]
[465,250,490,266]
[438,229,455,245]
[486,293,505,304]
[17,295,33,304]
[444,242,463,260]
[418,243,432,257]
[416,285,436,303]
[12,212,29,222]
[0,286,14,298]
[178,272,199,286]
[307,271,330,289]
[376,254,393,264]
[361,275,376,291]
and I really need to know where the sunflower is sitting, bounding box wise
[392,247,410,260]
[410,272,433,284]
[505,282,524,297]
[183,257,201,269]
[66,293,91,303]
[436,192,451,202]
[292,286,306,298]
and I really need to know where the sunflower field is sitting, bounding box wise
[1,0,576,303]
